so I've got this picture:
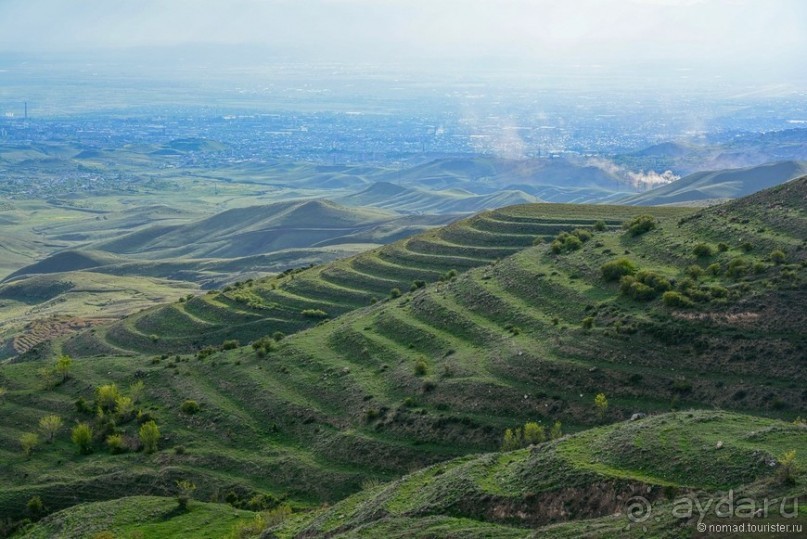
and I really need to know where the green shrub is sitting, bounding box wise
[389,288,402,299]
[106,434,127,454]
[571,228,593,242]
[594,220,606,232]
[71,422,94,454]
[95,384,121,411]
[686,265,704,279]
[501,427,523,451]
[662,291,694,308]
[601,258,637,281]
[740,241,754,252]
[221,339,239,350]
[582,316,594,330]
[693,243,714,257]
[770,249,787,264]
[523,422,546,445]
[635,270,671,293]
[623,215,657,236]
[26,496,44,517]
[726,257,750,278]
[706,263,722,276]
[410,280,426,291]
[717,242,729,252]
[709,286,729,299]
[139,420,160,454]
[20,432,39,456]
[414,357,428,376]
[180,399,201,415]
[301,309,328,319]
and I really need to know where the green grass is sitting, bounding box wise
[18,496,255,539]
[1,179,805,532]
[269,411,807,538]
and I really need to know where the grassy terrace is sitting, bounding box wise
[60,203,688,356]
[3,179,805,527]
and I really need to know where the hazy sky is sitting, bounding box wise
[1,0,806,85]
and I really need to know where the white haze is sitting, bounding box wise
[0,0,806,90]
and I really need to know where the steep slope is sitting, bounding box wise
[2,180,804,521]
[268,411,807,538]
[619,160,807,206]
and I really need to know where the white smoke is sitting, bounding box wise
[586,157,679,190]
[627,169,680,188]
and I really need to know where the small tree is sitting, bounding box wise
[176,479,197,510]
[71,422,94,454]
[501,427,523,451]
[55,354,72,382]
[601,258,637,281]
[139,420,160,453]
[389,287,402,299]
[20,432,39,457]
[39,415,63,443]
[550,421,563,440]
[523,422,546,445]
[594,393,609,421]
[129,380,145,403]
[115,396,135,420]
[594,220,607,232]
[96,384,121,411]
[778,449,798,485]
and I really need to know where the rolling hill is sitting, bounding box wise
[1,178,804,530]
[338,181,540,214]
[619,160,807,206]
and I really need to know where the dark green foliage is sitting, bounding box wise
[550,231,583,254]
[692,243,714,257]
[594,220,606,231]
[623,214,657,236]
[389,288,402,299]
[706,263,722,276]
[686,265,704,279]
[726,257,751,278]
[301,309,328,319]
[581,316,594,330]
[619,270,670,301]
[740,241,754,252]
[770,249,786,264]
[26,496,44,518]
[221,339,239,351]
[717,242,729,252]
[414,357,428,376]
[180,399,201,415]
[663,291,694,308]
[601,258,637,281]
[410,280,426,292]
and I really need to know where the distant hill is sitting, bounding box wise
[619,160,807,205]
[338,181,541,213]
[383,157,636,202]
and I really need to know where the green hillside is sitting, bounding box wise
[268,411,807,538]
[1,178,804,529]
[59,203,687,357]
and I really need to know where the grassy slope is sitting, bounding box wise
[18,496,255,539]
[268,411,807,538]
[0,179,805,524]
[60,203,687,357]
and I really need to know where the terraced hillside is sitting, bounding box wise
[59,203,689,357]
[268,411,807,538]
[2,179,804,525]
